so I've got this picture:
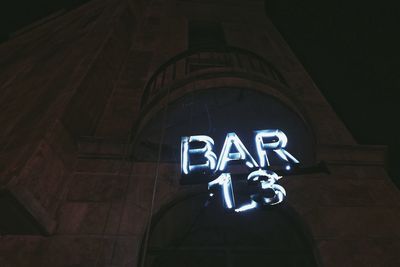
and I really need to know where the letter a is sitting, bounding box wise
[216,132,259,171]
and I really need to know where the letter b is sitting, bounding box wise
[181,135,217,174]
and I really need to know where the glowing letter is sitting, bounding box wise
[216,132,259,171]
[208,173,235,209]
[234,169,286,213]
[181,135,217,174]
[248,169,286,206]
[254,129,299,168]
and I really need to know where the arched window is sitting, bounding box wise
[134,87,315,167]
[140,193,319,267]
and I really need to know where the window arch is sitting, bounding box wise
[133,87,316,167]
[139,193,320,267]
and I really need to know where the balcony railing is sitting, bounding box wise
[141,46,287,108]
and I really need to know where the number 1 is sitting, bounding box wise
[208,173,235,209]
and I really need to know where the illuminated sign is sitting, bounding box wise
[181,129,299,212]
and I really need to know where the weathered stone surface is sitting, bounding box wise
[40,236,113,267]
[131,162,158,177]
[119,176,154,234]
[318,144,386,163]
[103,200,125,235]
[328,163,389,179]
[285,175,400,208]
[305,206,400,239]
[0,236,45,267]
[14,140,68,216]
[77,138,128,156]
[110,237,141,266]
[56,202,110,234]
[318,238,400,267]
[119,203,148,235]
[67,173,128,202]
[75,158,132,175]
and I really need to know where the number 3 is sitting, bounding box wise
[247,169,286,206]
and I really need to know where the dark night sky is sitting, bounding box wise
[265,0,400,185]
[1,0,399,184]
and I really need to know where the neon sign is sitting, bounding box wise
[181,129,299,212]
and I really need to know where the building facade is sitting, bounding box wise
[1,0,399,266]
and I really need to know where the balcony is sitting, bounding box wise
[132,47,317,167]
[141,46,287,109]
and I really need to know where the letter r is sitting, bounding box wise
[254,129,299,167]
